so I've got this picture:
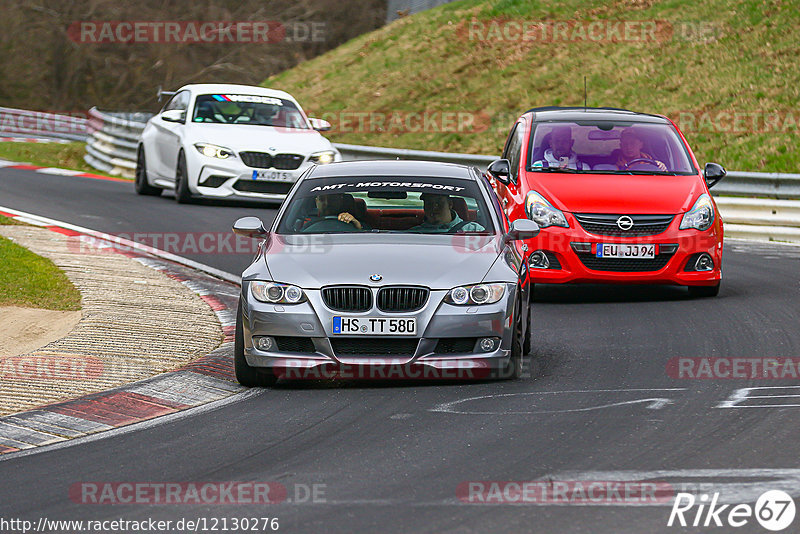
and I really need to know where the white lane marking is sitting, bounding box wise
[0,388,265,463]
[0,205,241,285]
[10,216,50,226]
[551,469,800,505]
[717,386,800,408]
[36,167,84,176]
[430,388,686,415]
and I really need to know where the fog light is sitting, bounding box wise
[529,250,550,269]
[255,336,274,351]
[479,338,496,352]
[695,253,714,271]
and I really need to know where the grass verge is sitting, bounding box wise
[0,215,82,310]
[0,141,126,179]
[264,0,799,172]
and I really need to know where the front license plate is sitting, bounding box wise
[251,170,295,182]
[333,317,416,335]
[596,243,657,259]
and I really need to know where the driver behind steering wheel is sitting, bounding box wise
[301,193,363,230]
[616,128,667,171]
[409,193,485,233]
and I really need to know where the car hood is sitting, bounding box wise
[262,234,504,289]
[187,123,335,155]
[529,173,704,214]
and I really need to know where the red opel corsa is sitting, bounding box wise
[487,107,726,297]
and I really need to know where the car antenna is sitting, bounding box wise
[583,76,587,110]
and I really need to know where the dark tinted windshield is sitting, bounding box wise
[527,121,695,174]
[192,94,309,129]
[277,176,495,235]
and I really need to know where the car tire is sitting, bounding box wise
[523,302,532,355]
[174,150,193,204]
[234,300,278,387]
[494,296,524,380]
[134,147,161,196]
[688,282,720,298]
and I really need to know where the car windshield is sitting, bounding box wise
[527,121,696,174]
[191,94,309,129]
[277,176,495,235]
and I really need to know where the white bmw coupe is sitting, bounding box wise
[135,83,341,203]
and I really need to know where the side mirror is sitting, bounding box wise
[504,218,540,243]
[233,217,269,239]
[161,109,185,123]
[487,159,511,185]
[703,162,726,189]
[308,117,331,132]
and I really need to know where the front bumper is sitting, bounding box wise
[240,283,518,376]
[524,213,723,286]
[186,150,340,201]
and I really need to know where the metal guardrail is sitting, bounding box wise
[0,106,89,142]
[84,108,153,178]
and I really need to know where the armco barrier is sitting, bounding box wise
[0,106,88,142]
[84,108,153,178]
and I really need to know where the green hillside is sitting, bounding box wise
[264,0,799,172]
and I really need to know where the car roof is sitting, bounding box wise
[523,106,669,124]
[305,160,478,180]
[176,83,296,101]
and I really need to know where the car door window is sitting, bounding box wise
[163,91,190,113]
[504,122,524,183]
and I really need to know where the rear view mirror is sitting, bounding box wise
[487,159,511,185]
[233,217,269,239]
[703,163,726,188]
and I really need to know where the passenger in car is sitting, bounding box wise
[409,193,485,233]
[533,125,590,170]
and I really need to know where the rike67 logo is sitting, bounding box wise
[668,490,796,531]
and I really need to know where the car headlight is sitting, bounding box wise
[309,150,336,165]
[525,191,569,228]
[680,194,715,231]
[194,143,235,159]
[444,283,506,305]
[251,281,306,304]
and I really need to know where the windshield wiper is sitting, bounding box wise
[626,170,680,176]
[528,167,579,173]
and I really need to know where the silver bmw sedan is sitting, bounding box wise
[232,160,540,386]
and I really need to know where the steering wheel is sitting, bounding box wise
[622,158,661,170]
[301,217,358,233]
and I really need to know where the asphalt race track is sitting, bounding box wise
[2,169,800,533]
